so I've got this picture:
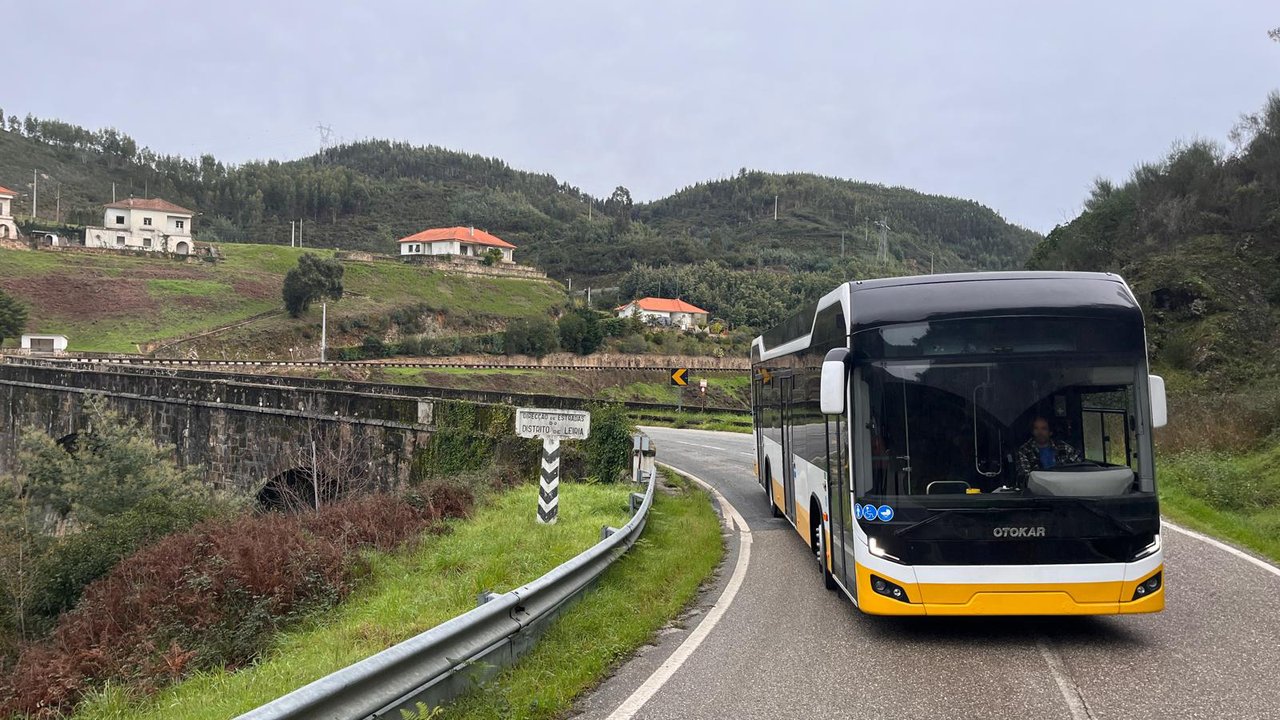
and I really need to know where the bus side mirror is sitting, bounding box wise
[1149,375,1168,428]
[820,348,850,415]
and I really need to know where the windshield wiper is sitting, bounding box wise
[890,506,1012,538]
[1068,498,1138,535]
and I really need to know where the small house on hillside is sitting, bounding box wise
[615,297,710,330]
[398,226,515,263]
[0,185,18,240]
[82,198,196,254]
[20,334,69,353]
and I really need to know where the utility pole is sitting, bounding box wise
[55,185,60,223]
[298,217,303,247]
[874,216,891,263]
[112,182,116,203]
[774,194,778,221]
[290,220,296,247]
[310,438,319,511]
[930,252,935,274]
[31,170,37,219]
[320,302,327,362]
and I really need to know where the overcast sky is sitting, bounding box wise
[6,2,1278,232]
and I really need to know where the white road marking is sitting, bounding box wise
[663,438,755,458]
[1036,636,1092,720]
[1162,519,1280,578]
[604,461,752,720]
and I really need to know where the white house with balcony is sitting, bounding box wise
[398,226,515,263]
[0,185,18,240]
[81,198,196,254]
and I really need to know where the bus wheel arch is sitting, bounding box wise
[764,459,781,518]
[811,495,836,590]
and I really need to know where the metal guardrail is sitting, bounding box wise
[236,435,660,720]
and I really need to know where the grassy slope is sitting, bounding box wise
[1158,443,1280,563]
[437,470,723,720]
[370,367,752,410]
[0,245,565,354]
[74,482,630,720]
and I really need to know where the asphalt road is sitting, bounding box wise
[575,427,1280,720]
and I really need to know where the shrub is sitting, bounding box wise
[361,335,389,358]
[558,309,604,355]
[0,290,26,347]
[30,496,221,632]
[617,334,649,354]
[0,493,451,717]
[1162,451,1280,513]
[583,403,635,483]
[504,317,559,357]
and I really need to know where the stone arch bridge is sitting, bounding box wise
[0,360,549,500]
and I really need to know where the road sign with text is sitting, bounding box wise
[515,408,591,524]
[515,408,591,441]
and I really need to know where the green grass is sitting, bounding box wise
[72,482,630,720]
[601,381,680,404]
[631,409,753,433]
[434,469,723,720]
[598,375,751,412]
[1158,442,1280,564]
[0,243,565,354]
[145,279,234,297]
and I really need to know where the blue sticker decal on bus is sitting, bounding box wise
[862,504,878,521]
[853,503,862,520]
[877,505,895,522]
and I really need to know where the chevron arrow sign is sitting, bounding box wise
[537,438,561,524]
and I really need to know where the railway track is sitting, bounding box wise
[3,355,747,373]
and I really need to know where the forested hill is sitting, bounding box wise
[0,111,1039,283]
[638,171,1041,273]
[1027,93,1280,383]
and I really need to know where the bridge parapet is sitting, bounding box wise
[0,361,527,498]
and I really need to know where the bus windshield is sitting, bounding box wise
[855,353,1151,499]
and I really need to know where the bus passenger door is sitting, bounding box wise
[781,374,796,520]
[826,411,851,587]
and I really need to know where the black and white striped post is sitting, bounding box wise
[538,438,561,524]
[515,407,591,526]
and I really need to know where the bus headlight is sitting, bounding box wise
[1133,533,1161,560]
[868,536,903,563]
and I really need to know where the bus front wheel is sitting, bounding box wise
[812,504,837,591]
[764,463,781,518]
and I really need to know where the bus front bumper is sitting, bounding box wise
[853,562,1165,617]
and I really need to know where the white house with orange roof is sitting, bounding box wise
[398,226,515,263]
[615,297,710,330]
[82,197,196,254]
[0,184,18,240]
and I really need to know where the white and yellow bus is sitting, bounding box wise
[751,272,1167,615]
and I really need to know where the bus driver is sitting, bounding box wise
[1016,416,1081,482]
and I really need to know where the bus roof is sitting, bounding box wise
[753,271,1143,360]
